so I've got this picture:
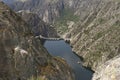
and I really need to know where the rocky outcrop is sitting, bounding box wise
[0,2,74,80]
[17,10,58,37]
[92,56,120,80]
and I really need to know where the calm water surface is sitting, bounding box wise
[44,40,93,80]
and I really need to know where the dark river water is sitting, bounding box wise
[44,40,93,80]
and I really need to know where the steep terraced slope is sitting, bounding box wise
[0,2,74,80]
[68,0,120,70]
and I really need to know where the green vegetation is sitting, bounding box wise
[54,8,79,34]
[28,76,48,80]
[94,32,103,40]
[97,18,106,24]
[113,20,120,26]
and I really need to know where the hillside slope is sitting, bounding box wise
[68,0,120,70]
[5,0,65,23]
[4,0,80,34]
[7,0,119,35]
[0,2,74,80]
[3,0,120,79]
[17,10,58,37]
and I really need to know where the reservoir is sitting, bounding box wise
[44,40,93,80]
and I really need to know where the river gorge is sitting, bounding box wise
[44,40,93,80]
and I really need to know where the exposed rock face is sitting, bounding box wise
[5,0,80,34]
[17,10,58,37]
[4,0,65,23]
[92,56,120,80]
[0,2,74,80]
[3,0,79,23]
[3,0,120,78]
[67,0,120,78]
[69,0,120,71]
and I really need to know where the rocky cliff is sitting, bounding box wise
[68,0,120,71]
[67,0,120,79]
[2,0,80,34]
[7,0,118,35]
[0,2,74,80]
[92,55,120,80]
[17,10,58,37]
[4,0,65,23]
[3,0,120,79]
